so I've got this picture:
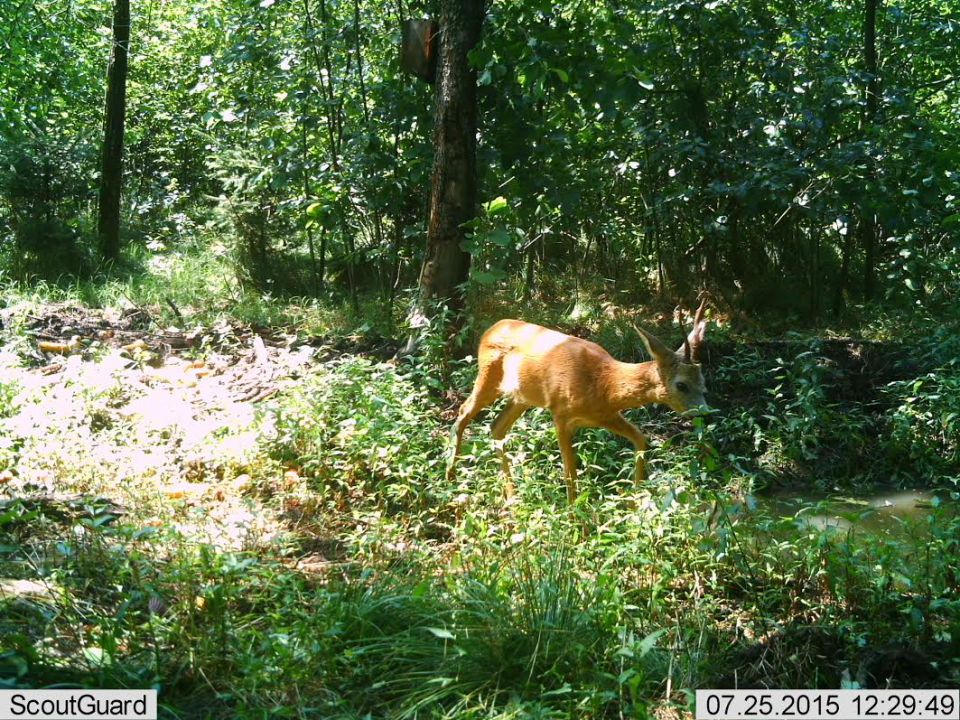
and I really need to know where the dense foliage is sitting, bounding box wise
[0,0,957,315]
[0,325,958,715]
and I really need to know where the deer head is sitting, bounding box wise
[633,300,709,413]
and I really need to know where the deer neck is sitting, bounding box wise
[608,360,668,410]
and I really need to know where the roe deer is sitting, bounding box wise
[448,301,709,503]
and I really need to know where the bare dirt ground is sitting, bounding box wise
[0,301,318,551]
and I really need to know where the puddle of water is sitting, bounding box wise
[755,488,951,537]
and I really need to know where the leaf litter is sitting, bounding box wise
[0,301,319,551]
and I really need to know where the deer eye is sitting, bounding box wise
[676,381,689,393]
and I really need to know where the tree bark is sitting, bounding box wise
[300,122,320,295]
[863,0,880,123]
[302,0,336,168]
[97,0,130,262]
[833,224,854,316]
[414,0,485,317]
[861,0,880,300]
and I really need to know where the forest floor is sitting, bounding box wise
[0,299,957,715]
[0,299,948,554]
[0,301,331,554]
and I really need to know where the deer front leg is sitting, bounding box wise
[447,372,500,482]
[553,417,579,504]
[600,413,649,484]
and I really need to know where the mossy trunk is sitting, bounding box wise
[416,0,485,313]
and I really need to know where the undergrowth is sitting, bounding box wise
[0,288,958,717]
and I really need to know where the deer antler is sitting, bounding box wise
[677,297,709,363]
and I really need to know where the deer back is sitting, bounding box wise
[481,316,708,419]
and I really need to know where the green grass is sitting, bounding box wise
[1,254,959,716]
[0,240,398,341]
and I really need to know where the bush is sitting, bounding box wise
[266,355,448,513]
[7,217,95,279]
[884,364,960,481]
[0,137,97,280]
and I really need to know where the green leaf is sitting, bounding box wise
[487,228,511,247]
[632,68,655,90]
[83,646,112,667]
[484,196,509,215]
[637,629,666,657]
[473,269,506,285]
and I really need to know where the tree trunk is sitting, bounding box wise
[523,241,535,302]
[860,211,878,301]
[302,0,337,168]
[861,0,880,300]
[97,0,130,262]
[834,225,854,316]
[411,0,485,326]
[863,0,880,124]
[353,0,370,126]
[300,122,320,295]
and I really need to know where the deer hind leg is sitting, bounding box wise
[490,400,529,498]
[599,413,649,483]
[553,417,580,504]
[447,359,503,481]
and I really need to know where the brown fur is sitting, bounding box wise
[448,303,709,503]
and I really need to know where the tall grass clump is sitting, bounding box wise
[315,548,668,718]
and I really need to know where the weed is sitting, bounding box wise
[1,291,958,714]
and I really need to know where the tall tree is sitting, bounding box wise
[860,0,881,301]
[97,0,130,262]
[409,0,485,342]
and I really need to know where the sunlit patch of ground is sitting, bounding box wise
[0,303,316,551]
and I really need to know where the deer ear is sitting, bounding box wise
[634,323,675,366]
